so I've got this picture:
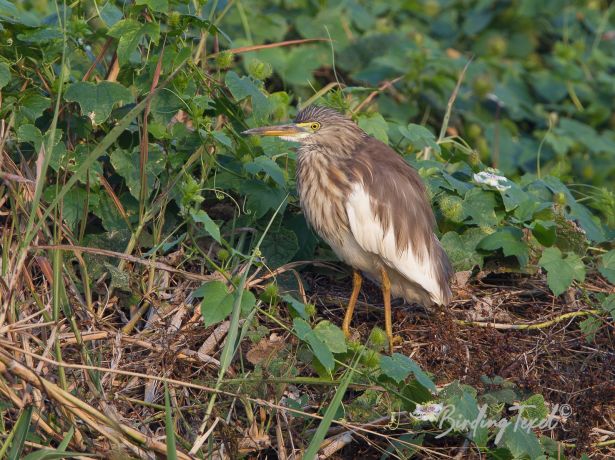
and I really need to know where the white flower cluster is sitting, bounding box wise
[473,170,511,191]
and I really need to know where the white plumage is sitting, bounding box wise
[345,184,447,306]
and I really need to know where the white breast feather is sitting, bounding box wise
[345,184,445,304]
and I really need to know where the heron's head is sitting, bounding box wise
[243,106,365,156]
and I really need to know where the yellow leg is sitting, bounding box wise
[342,270,362,338]
[380,267,394,354]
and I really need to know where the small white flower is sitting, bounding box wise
[473,170,511,191]
[413,403,444,422]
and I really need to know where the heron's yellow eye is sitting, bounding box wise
[310,122,321,131]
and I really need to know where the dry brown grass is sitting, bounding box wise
[0,208,613,458]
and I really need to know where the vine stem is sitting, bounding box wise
[455,309,600,330]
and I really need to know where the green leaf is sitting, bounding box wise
[441,389,488,446]
[107,19,160,66]
[0,61,10,88]
[260,226,298,268]
[599,250,615,284]
[104,263,131,291]
[193,281,256,326]
[245,155,286,187]
[19,93,50,122]
[519,394,548,421]
[240,180,287,219]
[293,318,334,372]
[22,449,84,460]
[500,417,543,459]
[282,294,310,320]
[17,124,43,145]
[197,282,255,326]
[441,230,485,271]
[164,383,177,460]
[136,0,168,13]
[357,112,388,143]
[579,316,601,343]
[400,380,432,411]
[478,227,529,267]
[380,353,435,391]
[7,405,33,460]
[65,81,132,124]
[110,146,165,199]
[462,188,499,227]
[225,71,270,119]
[539,247,586,296]
[199,281,234,326]
[531,219,556,247]
[313,321,347,354]
[600,294,615,320]
[191,210,222,243]
[398,123,440,154]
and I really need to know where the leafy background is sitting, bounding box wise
[0,0,614,459]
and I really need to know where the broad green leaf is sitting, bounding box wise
[65,81,132,124]
[313,321,347,354]
[539,247,586,296]
[357,112,388,143]
[17,124,43,145]
[245,155,286,187]
[400,380,432,411]
[17,125,66,171]
[500,417,543,459]
[441,230,485,271]
[150,88,183,124]
[599,249,615,284]
[43,186,96,230]
[0,61,9,88]
[293,317,312,340]
[110,146,165,199]
[107,19,160,66]
[260,226,298,268]
[19,93,50,122]
[136,0,168,13]
[543,176,606,243]
[462,188,499,227]
[213,131,232,148]
[225,71,270,119]
[196,281,255,326]
[199,281,233,326]
[240,180,287,218]
[17,27,62,43]
[579,316,601,343]
[530,219,556,247]
[191,210,222,243]
[519,394,548,421]
[104,262,131,291]
[478,227,529,267]
[601,294,615,320]
[199,282,232,326]
[398,124,440,154]
[380,353,435,391]
[282,294,310,320]
[293,318,334,372]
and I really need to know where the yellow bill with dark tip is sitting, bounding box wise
[242,124,307,137]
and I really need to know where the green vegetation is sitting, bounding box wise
[0,0,613,459]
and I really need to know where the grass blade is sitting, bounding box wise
[165,382,178,460]
[6,405,33,460]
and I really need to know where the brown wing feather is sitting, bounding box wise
[346,137,453,303]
